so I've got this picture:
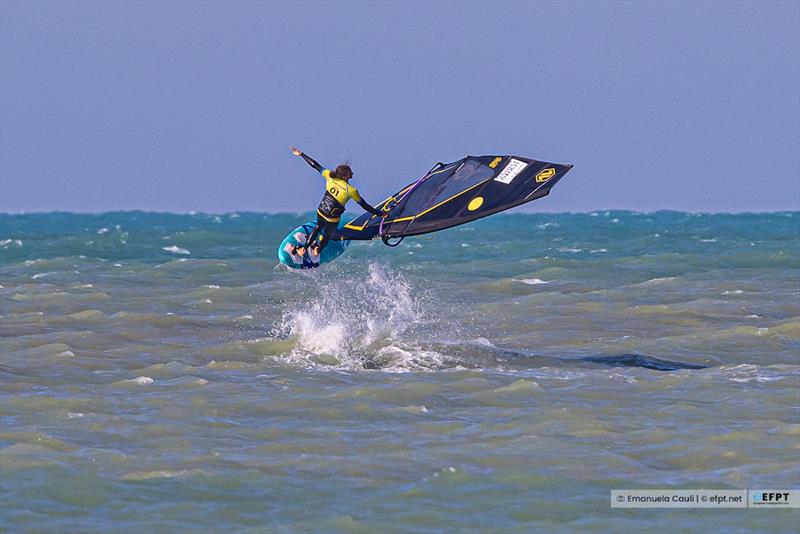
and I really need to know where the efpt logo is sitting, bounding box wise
[752,491,791,506]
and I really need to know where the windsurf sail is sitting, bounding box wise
[335,155,572,244]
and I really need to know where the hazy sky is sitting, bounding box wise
[1,1,798,213]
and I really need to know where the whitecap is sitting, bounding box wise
[516,278,549,285]
[641,276,675,285]
[97,227,109,234]
[433,466,457,478]
[0,239,22,248]
[162,246,191,255]
[394,405,428,414]
[131,376,154,385]
[121,469,204,480]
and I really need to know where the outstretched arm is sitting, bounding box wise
[356,196,383,217]
[290,146,324,173]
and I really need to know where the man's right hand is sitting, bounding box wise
[290,146,302,156]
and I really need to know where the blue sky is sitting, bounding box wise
[1,1,798,213]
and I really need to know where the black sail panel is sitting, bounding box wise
[335,155,572,241]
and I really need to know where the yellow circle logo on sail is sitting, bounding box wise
[467,196,484,211]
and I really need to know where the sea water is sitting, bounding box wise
[1,211,798,532]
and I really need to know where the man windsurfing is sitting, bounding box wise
[289,147,383,258]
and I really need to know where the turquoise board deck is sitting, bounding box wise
[277,221,350,269]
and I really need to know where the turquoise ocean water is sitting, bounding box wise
[1,211,798,532]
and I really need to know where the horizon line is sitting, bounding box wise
[1,209,798,217]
